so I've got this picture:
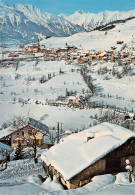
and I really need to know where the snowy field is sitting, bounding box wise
[0,58,135,130]
[88,61,135,112]
[0,103,103,130]
[0,60,89,102]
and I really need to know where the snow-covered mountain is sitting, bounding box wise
[1,2,135,47]
[59,9,135,31]
[0,3,85,47]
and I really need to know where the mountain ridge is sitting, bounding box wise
[59,9,135,31]
[0,3,135,47]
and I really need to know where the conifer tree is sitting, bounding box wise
[14,142,25,160]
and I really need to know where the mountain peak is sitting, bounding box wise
[75,10,86,14]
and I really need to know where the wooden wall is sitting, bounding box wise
[11,125,43,148]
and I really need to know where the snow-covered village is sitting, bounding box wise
[0,0,135,194]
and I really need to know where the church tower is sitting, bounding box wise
[38,38,40,52]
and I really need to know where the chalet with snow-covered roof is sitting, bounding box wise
[66,45,77,51]
[42,48,55,54]
[41,122,135,189]
[0,118,49,148]
[78,58,88,64]
[60,54,69,60]
[68,96,84,105]
[120,113,135,120]
[87,55,96,60]
[59,47,68,53]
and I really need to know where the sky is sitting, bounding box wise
[1,0,135,15]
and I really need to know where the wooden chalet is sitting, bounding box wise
[42,48,54,54]
[68,96,84,105]
[41,122,135,189]
[120,113,135,120]
[0,118,49,148]
[59,48,68,53]
[78,58,88,64]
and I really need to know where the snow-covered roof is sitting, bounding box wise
[68,96,76,100]
[0,126,14,139]
[29,118,49,133]
[41,122,135,181]
[128,113,135,117]
[0,142,13,152]
[0,142,13,161]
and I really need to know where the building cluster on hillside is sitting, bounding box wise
[18,41,135,64]
[1,40,134,65]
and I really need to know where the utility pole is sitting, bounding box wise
[2,52,4,61]
[57,122,64,143]
[57,122,60,143]
[60,122,64,133]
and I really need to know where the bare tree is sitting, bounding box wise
[10,115,28,130]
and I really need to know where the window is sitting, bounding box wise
[12,140,17,143]
[22,131,24,136]
[36,140,40,145]
[17,132,19,136]
[28,130,32,136]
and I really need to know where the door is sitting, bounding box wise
[106,157,121,173]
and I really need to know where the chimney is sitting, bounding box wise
[86,132,94,142]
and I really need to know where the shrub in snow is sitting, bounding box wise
[39,75,46,83]
[15,74,21,80]
[18,98,24,103]
[34,89,39,93]
[12,97,17,102]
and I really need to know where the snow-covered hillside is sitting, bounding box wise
[60,9,135,31]
[41,17,135,52]
[0,3,85,47]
